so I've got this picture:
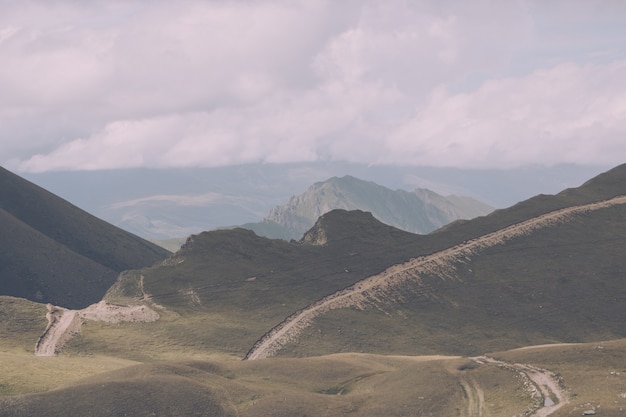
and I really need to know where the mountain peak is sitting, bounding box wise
[299,209,415,246]
[299,209,372,245]
[247,175,493,240]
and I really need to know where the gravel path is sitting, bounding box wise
[35,305,81,356]
[34,301,159,356]
[474,356,568,416]
[459,375,485,417]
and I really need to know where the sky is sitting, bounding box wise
[2,0,626,173]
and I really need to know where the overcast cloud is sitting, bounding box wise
[2,0,625,172]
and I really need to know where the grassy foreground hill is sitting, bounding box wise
[0,167,170,308]
[2,310,625,417]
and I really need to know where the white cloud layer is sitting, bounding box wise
[2,0,626,171]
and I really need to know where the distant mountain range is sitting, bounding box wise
[0,167,171,309]
[20,162,609,240]
[243,175,494,240]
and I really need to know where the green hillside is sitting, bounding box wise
[103,164,626,359]
[286,201,626,358]
[264,164,626,358]
[104,210,428,356]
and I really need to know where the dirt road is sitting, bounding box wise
[459,375,485,417]
[34,301,158,356]
[474,356,568,417]
[35,305,82,356]
[245,195,626,360]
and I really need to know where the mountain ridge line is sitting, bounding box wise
[244,194,626,360]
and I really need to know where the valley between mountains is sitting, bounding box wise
[2,164,626,416]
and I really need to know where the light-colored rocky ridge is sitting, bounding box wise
[245,195,626,360]
[251,175,494,240]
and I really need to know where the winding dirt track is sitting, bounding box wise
[245,195,626,360]
[459,375,485,417]
[35,305,81,356]
[474,356,568,416]
[34,301,159,356]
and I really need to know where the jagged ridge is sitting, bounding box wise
[245,175,493,240]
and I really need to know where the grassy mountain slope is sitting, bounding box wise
[104,211,428,355]
[0,167,170,308]
[285,201,626,358]
[261,165,626,358]
[244,175,493,240]
[0,296,47,352]
[103,164,626,360]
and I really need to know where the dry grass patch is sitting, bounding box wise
[2,348,601,416]
[62,309,253,361]
[0,296,47,352]
[491,339,626,416]
[0,350,138,396]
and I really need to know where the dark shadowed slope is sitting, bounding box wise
[0,167,170,308]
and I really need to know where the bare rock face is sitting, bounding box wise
[299,226,328,246]
[298,218,328,246]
